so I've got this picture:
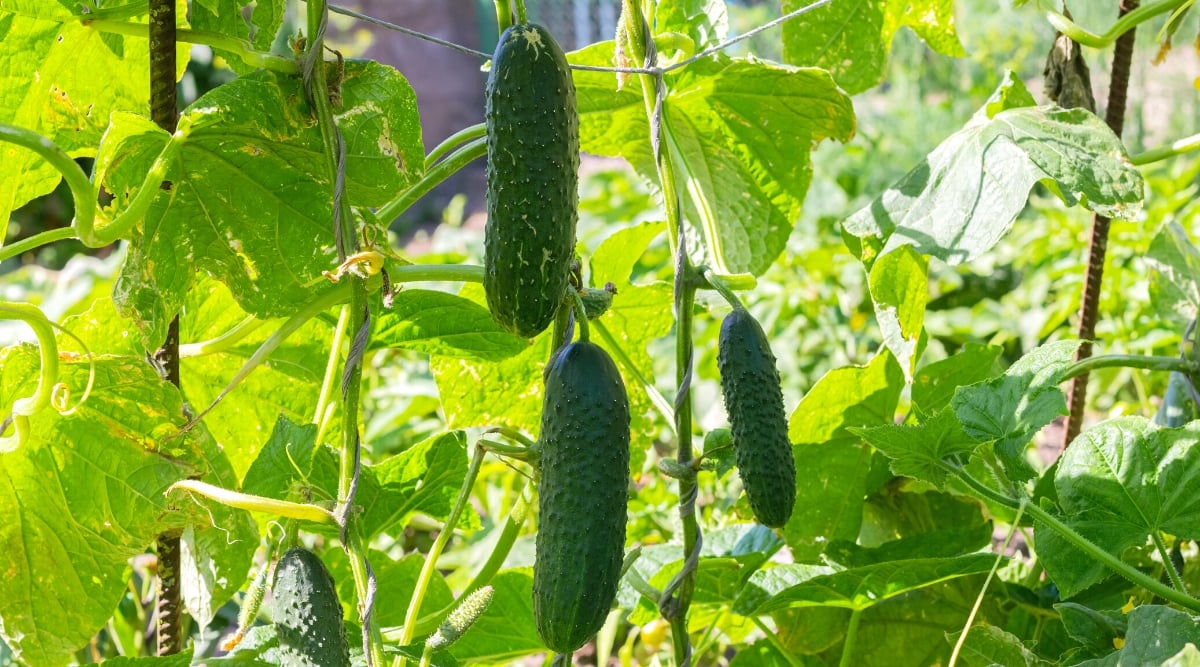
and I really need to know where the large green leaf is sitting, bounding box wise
[109,60,423,346]
[735,554,996,615]
[1073,605,1200,667]
[786,351,903,560]
[370,289,528,361]
[782,0,964,95]
[912,344,1003,416]
[0,2,187,224]
[1035,418,1200,597]
[0,346,231,665]
[952,624,1050,667]
[867,244,927,379]
[1146,221,1200,327]
[951,339,1081,483]
[855,407,978,490]
[574,43,855,275]
[844,74,1144,268]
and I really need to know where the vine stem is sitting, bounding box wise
[1129,132,1200,165]
[313,305,351,427]
[1044,0,1185,48]
[177,316,266,358]
[1060,354,1196,381]
[303,1,383,664]
[375,138,486,228]
[395,444,486,665]
[1062,0,1141,450]
[0,122,184,257]
[621,5,701,662]
[944,464,1200,612]
[838,609,863,667]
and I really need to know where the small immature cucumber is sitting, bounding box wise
[717,309,796,528]
[533,341,630,653]
[484,23,580,338]
[1154,371,1199,427]
[272,547,350,667]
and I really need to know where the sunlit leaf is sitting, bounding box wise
[1036,418,1200,597]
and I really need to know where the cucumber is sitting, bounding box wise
[484,23,580,338]
[533,341,630,653]
[1154,371,1199,427]
[272,547,350,667]
[717,309,796,528]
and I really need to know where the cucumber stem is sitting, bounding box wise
[1151,530,1189,595]
[494,0,513,34]
[571,289,591,342]
[698,266,746,311]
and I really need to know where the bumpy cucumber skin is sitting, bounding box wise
[272,547,350,667]
[717,309,796,528]
[533,341,630,653]
[484,23,580,338]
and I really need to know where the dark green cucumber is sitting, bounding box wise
[717,309,796,528]
[484,23,580,338]
[533,341,630,653]
[272,547,350,667]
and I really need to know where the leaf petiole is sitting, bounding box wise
[1045,0,1188,49]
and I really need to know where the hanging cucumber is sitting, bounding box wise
[533,341,630,653]
[717,308,796,528]
[484,23,580,338]
[272,547,351,667]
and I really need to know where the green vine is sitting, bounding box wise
[0,123,184,257]
[1045,0,1187,48]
